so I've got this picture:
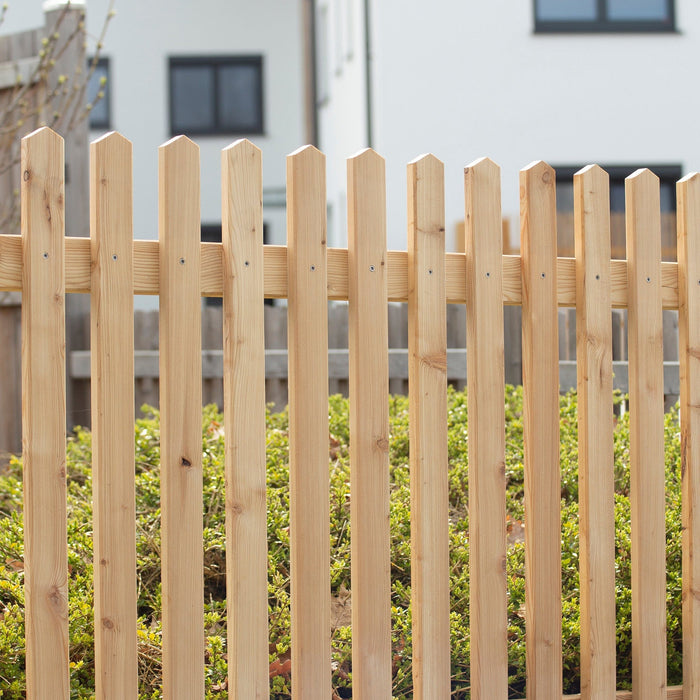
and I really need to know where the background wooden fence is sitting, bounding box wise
[0,127,698,698]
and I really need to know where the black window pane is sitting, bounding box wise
[87,59,109,129]
[171,65,215,132]
[217,63,262,133]
[536,0,597,21]
[608,0,670,20]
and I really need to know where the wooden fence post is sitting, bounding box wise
[222,139,269,697]
[676,173,700,698]
[89,132,137,698]
[407,153,450,699]
[574,165,616,698]
[626,169,666,699]
[520,160,562,698]
[158,135,204,699]
[347,148,392,697]
[464,157,507,699]
[287,145,331,699]
[21,126,69,699]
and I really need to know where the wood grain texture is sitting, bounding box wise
[626,169,666,700]
[89,132,137,699]
[407,154,450,699]
[0,236,681,309]
[520,161,562,699]
[676,174,700,700]
[464,157,507,700]
[221,139,269,698]
[158,136,204,699]
[20,127,69,699]
[347,149,392,698]
[574,165,616,700]
[287,145,331,699]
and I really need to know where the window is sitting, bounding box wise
[87,57,110,130]
[535,0,675,32]
[169,56,264,136]
[554,164,681,260]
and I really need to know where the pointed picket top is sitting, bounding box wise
[91,130,132,149]
[90,131,132,165]
[408,152,444,171]
[626,167,659,186]
[465,156,500,177]
[159,133,199,158]
[287,143,325,172]
[348,147,385,167]
[223,137,261,159]
[679,171,700,186]
[575,163,606,179]
[521,159,555,183]
[21,125,63,148]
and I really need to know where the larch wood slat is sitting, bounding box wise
[464,157,507,699]
[574,165,616,699]
[221,139,269,698]
[347,149,392,698]
[625,169,667,700]
[407,154,450,699]
[287,145,331,699]
[21,127,69,699]
[677,174,700,699]
[520,161,562,699]
[158,136,204,699]
[90,132,138,698]
[0,234,683,309]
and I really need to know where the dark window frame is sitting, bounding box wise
[534,0,676,33]
[553,164,682,210]
[169,55,264,137]
[87,56,110,130]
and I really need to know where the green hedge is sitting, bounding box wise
[0,387,684,698]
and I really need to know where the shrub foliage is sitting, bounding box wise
[0,387,684,698]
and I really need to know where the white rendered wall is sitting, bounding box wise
[320,0,700,251]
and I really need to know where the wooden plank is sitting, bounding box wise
[89,132,137,698]
[287,145,330,699]
[514,686,685,700]
[347,148,392,698]
[676,173,700,698]
[21,127,69,698]
[158,136,204,699]
[520,160,562,698]
[464,157,507,699]
[407,154,450,699]
[573,165,616,699]
[0,234,684,309]
[221,139,269,698]
[625,169,666,699]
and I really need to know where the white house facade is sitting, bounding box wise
[316,0,697,251]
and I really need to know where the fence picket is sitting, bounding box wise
[677,174,700,698]
[158,136,204,698]
[520,160,562,698]
[21,126,69,699]
[407,154,450,698]
[464,157,507,699]
[574,165,616,699]
[221,139,269,697]
[347,148,392,698]
[626,169,667,699]
[287,145,331,699]
[90,132,137,698]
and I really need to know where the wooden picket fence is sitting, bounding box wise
[1,125,699,699]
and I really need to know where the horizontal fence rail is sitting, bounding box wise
[1,126,698,699]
